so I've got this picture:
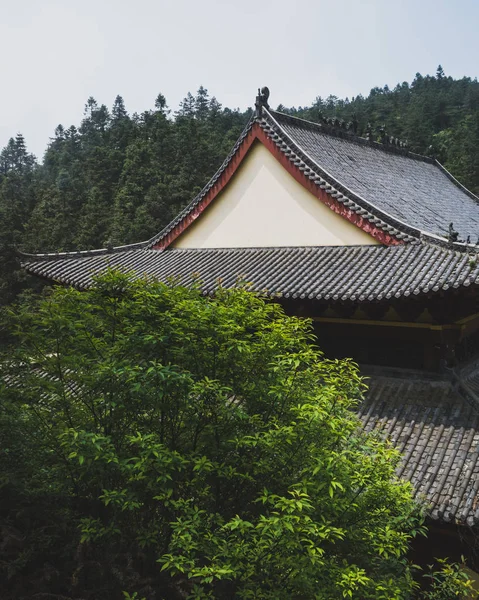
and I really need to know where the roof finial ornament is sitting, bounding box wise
[378,125,388,145]
[260,86,270,107]
[448,222,459,244]
[255,86,270,117]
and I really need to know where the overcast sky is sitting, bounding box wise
[1,0,478,159]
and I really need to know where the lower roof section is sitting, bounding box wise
[361,374,479,526]
[23,242,479,302]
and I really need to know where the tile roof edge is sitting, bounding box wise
[19,239,479,271]
[20,242,479,302]
[262,108,478,252]
[435,160,479,205]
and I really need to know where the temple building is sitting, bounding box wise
[23,88,479,568]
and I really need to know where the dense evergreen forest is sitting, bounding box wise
[1,66,479,305]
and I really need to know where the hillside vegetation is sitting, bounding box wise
[1,67,478,303]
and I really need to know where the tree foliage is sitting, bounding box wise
[0,273,476,599]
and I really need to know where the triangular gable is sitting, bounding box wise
[172,141,379,248]
[151,119,409,251]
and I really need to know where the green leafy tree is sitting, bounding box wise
[1,272,475,599]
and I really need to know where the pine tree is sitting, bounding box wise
[0,134,38,303]
[176,92,195,117]
[112,95,128,121]
[155,93,169,115]
[195,85,210,120]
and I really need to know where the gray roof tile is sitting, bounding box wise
[22,243,479,301]
[360,375,479,525]
[271,111,479,242]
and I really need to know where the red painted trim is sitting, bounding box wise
[152,122,404,250]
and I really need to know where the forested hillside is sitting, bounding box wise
[1,67,478,304]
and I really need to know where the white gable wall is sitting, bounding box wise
[173,142,379,248]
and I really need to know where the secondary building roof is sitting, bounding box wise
[361,372,479,526]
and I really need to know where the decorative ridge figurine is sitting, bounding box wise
[255,86,270,116]
[297,106,411,151]
[448,222,459,243]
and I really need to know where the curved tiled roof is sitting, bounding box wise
[22,243,479,301]
[272,111,479,242]
[143,112,424,250]
[20,99,479,291]
[138,107,479,251]
[361,375,479,526]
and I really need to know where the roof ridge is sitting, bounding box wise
[270,109,435,164]
[19,241,146,262]
[20,240,479,266]
[153,242,477,256]
[155,244,387,253]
